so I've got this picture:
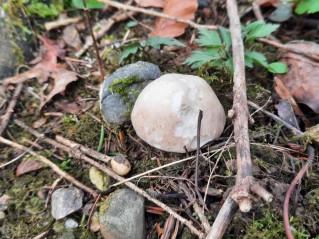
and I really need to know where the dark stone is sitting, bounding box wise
[99,61,161,126]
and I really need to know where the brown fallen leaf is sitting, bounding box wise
[134,0,164,8]
[16,159,44,176]
[3,36,78,109]
[278,41,319,113]
[55,101,82,114]
[33,117,47,129]
[150,0,198,37]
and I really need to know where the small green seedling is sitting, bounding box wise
[119,36,185,63]
[184,21,288,74]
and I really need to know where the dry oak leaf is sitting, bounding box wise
[150,0,198,37]
[278,41,319,113]
[3,36,77,109]
[134,0,164,8]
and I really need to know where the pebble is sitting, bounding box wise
[51,187,83,220]
[64,218,78,229]
[99,188,145,239]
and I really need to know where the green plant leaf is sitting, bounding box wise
[119,43,139,63]
[196,28,222,47]
[183,49,220,68]
[245,55,254,68]
[245,51,269,68]
[219,27,232,52]
[267,62,288,73]
[295,0,319,14]
[72,0,105,9]
[126,21,138,28]
[145,37,185,49]
[244,21,279,42]
[225,57,233,72]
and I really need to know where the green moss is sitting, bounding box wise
[244,208,310,239]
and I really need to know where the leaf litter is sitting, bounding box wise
[3,36,78,109]
[277,41,319,113]
[150,0,198,37]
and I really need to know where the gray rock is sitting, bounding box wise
[99,188,145,239]
[0,8,34,80]
[51,187,83,220]
[65,218,78,228]
[99,61,161,126]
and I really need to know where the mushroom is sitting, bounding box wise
[131,74,226,153]
[110,153,131,176]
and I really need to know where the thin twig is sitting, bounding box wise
[75,1,135,57]
[0,152,27,169]
[14,120,205,238]
[0,83,23,136]
[56,135,112,163]
[195,110,203,203]
[0,136,97,197]
[259,38,319,62]
[44,16,83,31]
[247,100,304,137]
[81,0,104,81]
[283,145,315,239]
[98,0,218,30]
[179,181,210,233]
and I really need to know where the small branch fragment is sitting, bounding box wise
[0,136,97,197]
[248,100,304,137]
[75,2,135,57]
[259,38,319,62]
[45,16,83,31]
[0,83,23,136]
[179,181,210,233]
[98,0,218,30]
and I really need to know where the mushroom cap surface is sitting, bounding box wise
[131,73,226,153]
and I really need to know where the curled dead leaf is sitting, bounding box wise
[278,41,319,113]
[2,36,78,109]
[150,0,198,37]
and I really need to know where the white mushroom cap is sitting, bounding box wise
[131,74,226,153]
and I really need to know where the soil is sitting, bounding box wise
[0,1,319,239]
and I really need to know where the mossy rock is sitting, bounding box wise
[99,61,161,126]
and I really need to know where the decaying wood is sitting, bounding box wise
[207,0,272,238]
[13,119,205,238]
